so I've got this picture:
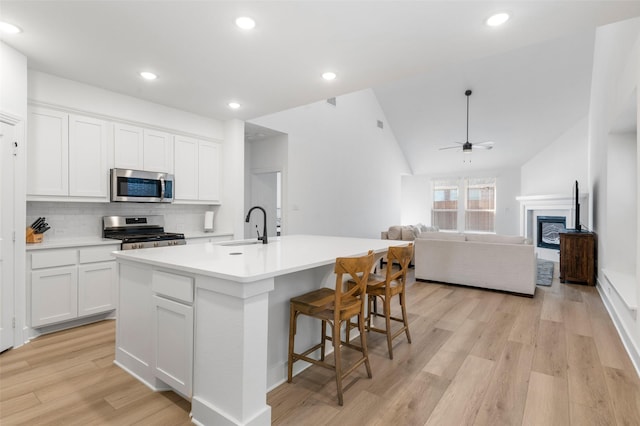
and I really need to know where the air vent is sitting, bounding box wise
[377,120,384,129]
[327,97,337,106]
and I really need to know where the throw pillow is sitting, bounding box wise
[387,226,403,240]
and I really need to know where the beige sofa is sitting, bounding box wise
[414,232,536,296]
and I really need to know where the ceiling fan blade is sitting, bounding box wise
[439,146,462,151]
[473,141,495,150]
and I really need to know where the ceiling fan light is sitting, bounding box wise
[486,13,510,27]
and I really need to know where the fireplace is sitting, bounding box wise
[537,216,566,249]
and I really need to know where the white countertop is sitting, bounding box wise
[113,234,405,282]
[183,231,234,239]
[26,237,121,250]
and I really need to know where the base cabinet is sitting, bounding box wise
[31,266,78,327]
[29,245,118,328]
[152,295,193,398]
[78,263,117,316]
[559,231,596,286]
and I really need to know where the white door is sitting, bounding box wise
[0,122,15,352]
[248,172,279,239]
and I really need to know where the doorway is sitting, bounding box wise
[247,170,282,238]
[0,120,16,352]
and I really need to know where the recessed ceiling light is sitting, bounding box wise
[139,71,157,80]
[322,72,337,81]
[235,17,256,30]
[486,13,510,27]
[0,21,22,34]
[228,102,241,109]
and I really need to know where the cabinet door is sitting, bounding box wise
[78,262,116,316]
[143,129,172,173]
[69,115,109,198]
[173,135,199,200]
[27,107,69,196]
[198,141,220,202]
[114,123,144,170]
[152,295,193,398]
[31,266,78,327]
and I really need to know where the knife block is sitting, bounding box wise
[26,227,44,244]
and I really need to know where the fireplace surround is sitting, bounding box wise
[517,193,588,261]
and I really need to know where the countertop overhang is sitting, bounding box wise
[112,234,405,282]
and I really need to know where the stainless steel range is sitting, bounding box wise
[103,215,186,250]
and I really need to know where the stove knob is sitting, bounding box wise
[154,242,159,247]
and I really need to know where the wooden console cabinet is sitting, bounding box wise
[559,231,595,286]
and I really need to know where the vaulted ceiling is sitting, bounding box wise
[2,1,639,174]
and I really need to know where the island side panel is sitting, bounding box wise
[192,276,274,426]
[115,261,167,391]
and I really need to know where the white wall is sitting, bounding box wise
[606,133,637,274]
[400,168,521,236]
[28,71,224,139]
[0,41,28,346]
[520,116,589,196]
[587,16,640,372]
[249,89,411,239]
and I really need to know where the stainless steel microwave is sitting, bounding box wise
[110,168,174,203]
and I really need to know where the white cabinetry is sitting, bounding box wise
[114,123,143,170]
[69,115,109,198]
[151,270,194,398]
[174,135,221,204]
[31,266,78,326]
[28,106,110,201]
[29,244,118,328]
[28,107,69,196]
[115,124,172,173]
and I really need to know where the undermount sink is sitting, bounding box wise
[221,241,262,247]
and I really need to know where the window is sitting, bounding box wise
[431,177,496,233]
[465,177,496,232]
[431,179,459,231]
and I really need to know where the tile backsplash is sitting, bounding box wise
[27,202,217,240]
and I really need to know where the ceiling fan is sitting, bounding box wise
[439,89,494,154]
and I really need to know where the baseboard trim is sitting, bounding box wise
[596,279,640,378]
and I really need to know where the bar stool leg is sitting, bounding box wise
[332,320,344,406]
[287,305,296,382]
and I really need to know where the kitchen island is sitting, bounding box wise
[112,234,403,426]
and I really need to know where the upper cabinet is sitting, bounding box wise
[28,107,110,201]
[28,105,218,204]
[113,124,143,170]
[69,115,109,198]
[174,135,221,204]
[114,124,172,173]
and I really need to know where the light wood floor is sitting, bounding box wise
[2,267,639,425]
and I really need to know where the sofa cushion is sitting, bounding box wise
[465,233,526,244]
[417,232,466,242]
[387,226,403,240]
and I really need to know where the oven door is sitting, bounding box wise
[111,168,174,203]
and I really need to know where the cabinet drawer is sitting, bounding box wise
[152,270,194,303]
[31,249,77,269]
[79,245,119,264]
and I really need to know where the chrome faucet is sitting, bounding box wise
[245,206,268,244]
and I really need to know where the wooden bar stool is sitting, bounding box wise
[287,250,375,406]
[348,243,413,359]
